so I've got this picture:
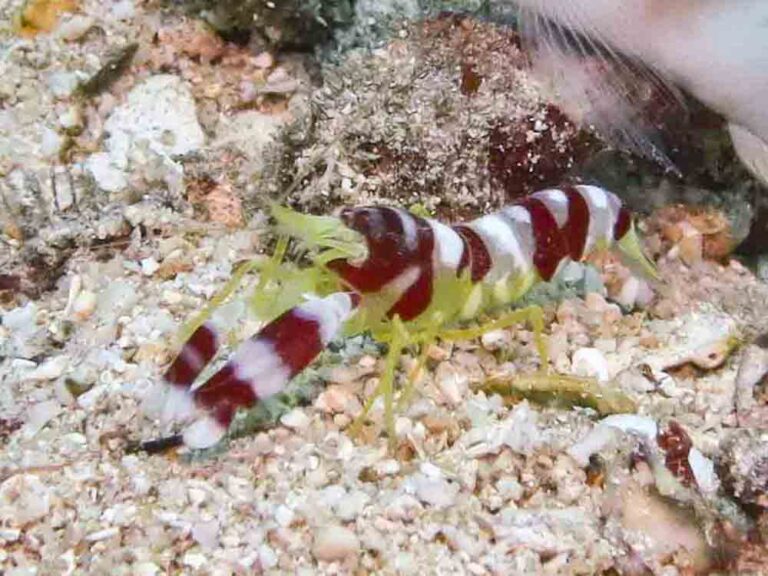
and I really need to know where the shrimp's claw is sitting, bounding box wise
[158,292,360,449]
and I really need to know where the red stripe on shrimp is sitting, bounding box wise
[520,197,570,281]
[331,207,437,322]
[453,225,492,282]
[164,322,220,388]
[386,213,435,321]
[387,270,433,321]
[613,206,632,241]
[259,311,324,376]
[195,364,258,414]
[329,207,415,293]
[562,185,590,261]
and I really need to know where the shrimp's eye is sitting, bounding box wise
[339,207,356,225]
[344,207,380,238]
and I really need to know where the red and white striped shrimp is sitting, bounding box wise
[156,184,656,449]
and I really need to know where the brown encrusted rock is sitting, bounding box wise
[271,14,594,220]
[488,104,595,201]
[730,537,768,575]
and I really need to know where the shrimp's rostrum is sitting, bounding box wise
[157,185,657,449]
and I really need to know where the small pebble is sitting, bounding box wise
[280,408,310,430]
[140,258,160,276]
[72,290,97,321]
[375,459,401,476]
[57,15,95,40]
[192,520,219,549]
[47,71,79,98]
[58,105,83,130]
[571,348,610,382]
[434,362,466,406]
[481,329,512,351]
[23,399,61,438]
[0,528,21,542]
[735,342,768,413]
[335,490,370,521]
[259,544,279,569]
[677,223,704,266]
[312,525,360,562]
[253,52,275,69]
[41,126,63,157]
[274,505,294,527]
[183,552,208,570]
[187,487,207,507]
[86,527,120,542]
[315,385,353,414]
[27,355,68,381]
[616,276,641,309]
[411,473,459,509]
[132,563,160,576]
[110,0,135,20]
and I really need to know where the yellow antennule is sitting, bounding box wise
[616,223,660,282]
[270,203,367,264]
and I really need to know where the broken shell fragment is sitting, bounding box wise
[571,347,610,383]
[665,335,741,372]
[686,336,740,370]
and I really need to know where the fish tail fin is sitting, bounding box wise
[518,6,685,175]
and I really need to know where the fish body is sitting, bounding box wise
[159,185,654,449]
[513,0,768,183]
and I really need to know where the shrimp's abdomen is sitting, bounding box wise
[332,185,633,320]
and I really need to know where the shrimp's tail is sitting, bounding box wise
[160,292,360,449]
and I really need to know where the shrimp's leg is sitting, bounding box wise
[397,332,434,411]
[348,306,556,449]
[441,306,636,415]
[348,316,410,450]
[179,258,262,344]
[248,235,291,316]
[439,305,549,371]
[172,236,288,357]
[481,372,636,415]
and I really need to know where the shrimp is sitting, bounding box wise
[153,185,656,450]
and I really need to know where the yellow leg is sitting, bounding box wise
[178,258,262,344]
[449,306,638,416]
[348,306,554,450]
[482,372,636,415]
[248,235,289,316]
[439,305,549,371]
[179,235,292,344]
[397,327,438,411]
[348,316,409,450]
